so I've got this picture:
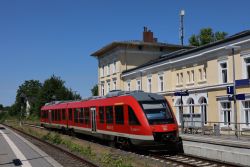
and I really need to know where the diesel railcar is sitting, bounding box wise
[40,91,182,151]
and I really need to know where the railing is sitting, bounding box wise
[180,121,250,139]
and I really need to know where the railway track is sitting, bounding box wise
[148,153,238,167]
[21,122,241,167]
[3,123,99,167]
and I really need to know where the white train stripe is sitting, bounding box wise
[0,129,32,167]
[97,129,154,140]
[42,122,154,140]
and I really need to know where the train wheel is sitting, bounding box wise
[67,128,75,136]
[117,137,132,150]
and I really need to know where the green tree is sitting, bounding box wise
[189,28,228,46]
[14,80,42,116]
[0,104,3,110]
[35,75,81,114]
[91,84,98,96]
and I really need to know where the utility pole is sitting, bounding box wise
[225,45,241,139]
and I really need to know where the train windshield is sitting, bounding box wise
[140,100,174,125]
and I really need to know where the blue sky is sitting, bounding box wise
[0,0,250,106]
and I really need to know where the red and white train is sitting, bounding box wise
[41,91,182,151]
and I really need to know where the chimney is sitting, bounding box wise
[143,27,154,43]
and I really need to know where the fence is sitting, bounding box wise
[180,120,250,138]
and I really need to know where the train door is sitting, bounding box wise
[48,110,52,124]
[91,107,96,132]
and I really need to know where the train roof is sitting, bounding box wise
[42,91,165,109]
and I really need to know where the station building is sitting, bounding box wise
[91,29,250,131]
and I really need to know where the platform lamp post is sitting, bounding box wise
[19,93,26,126]
[225,45,241,139]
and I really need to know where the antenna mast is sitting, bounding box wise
[179,10,185,46]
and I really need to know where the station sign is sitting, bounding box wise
[228,94,245,101]
[174,90,189,96]
[236,94,245,100]
[235,79,250,87]
[226,86,234,94]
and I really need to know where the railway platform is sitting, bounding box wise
[181,134,250,166]
[0,125,62,167]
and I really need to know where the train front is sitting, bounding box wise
[131,92,183,152]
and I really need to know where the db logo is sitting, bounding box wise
[162,126,168,131]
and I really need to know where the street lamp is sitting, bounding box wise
[225,45,241,138]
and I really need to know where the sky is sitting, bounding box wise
[0,0,250,106]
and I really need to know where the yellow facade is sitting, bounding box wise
[92,31,250,131]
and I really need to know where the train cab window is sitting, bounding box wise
[106,106,113,124]
[115,106,124,124]
[41,111,44,118]
[128,106,140,125]
[99,107,105,123]
[84,108,90,124]
[69,109,73,121]
[140,100,174,125]
[62,109,66,120]
[79,108,84,123]
[74,108,80,123]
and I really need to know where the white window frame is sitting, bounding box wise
[101,83,104,96]
[147,76,152,92]
[136,79,141,90]
[112,60,116,74]
[112,79,117,90]
[187,71,190,83]
[191,70,194,82]
[198,69,202,81]
[180,72,183,84]
[242,100,250,127]
[107,64,110,76]
[218,60,228,84]
[242,54,250,79]
[158,73,164,92]
[203,68,206,80]
[220,101,232,126]
[200,97,207,124]
[176,73,180,85]
[106,81,110,94]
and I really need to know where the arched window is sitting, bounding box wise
[200,97,207,124]
[188,98,194,114]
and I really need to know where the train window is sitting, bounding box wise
[56,110,58,121]
[84,108,90,124]
[58,109,61,121]
[128,106,140,125]
[52,110,55,121]
[106,106,113,124]
[74,108,80,123]
[115,106,124,124]
[99,107,105,123]
[69,109,73,121]
[79,108,84,123]
[45,110,48,119]
[62,109,66,120]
